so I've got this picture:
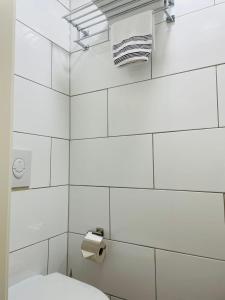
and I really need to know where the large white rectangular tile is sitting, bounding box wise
[10,186,68,251]
[109,68,217,135]
[13,133,51,188]
[51,139,69,186]
[14,76,69,139]
[217,64,225,127]
[15,21,51,86]
[68,234,155,300]
[16,0,70,50]
[70,135,153,188]
[9,241,48,286]
[111,188,225,259]
[156,250,225,300]
[153,4,225,77]
[154,128,225,192]
[69,186,110,238]
[70,42,151,95]
[71,91,108,139]
[48,234,67,275]
[52,45,70,94]
[215,0,225,3]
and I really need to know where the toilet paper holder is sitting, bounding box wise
[81,227,106,263]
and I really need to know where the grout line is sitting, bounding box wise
[14,74,70,97]
[10,232,67,254]
[70,184,224,195]
[223,194,225,223]
[16,19,70,54]
[69,231,225,263]
[49,138,53,186]
[47,239,50,274]
[70,63,225,98]
[107,89,109,137]
[154,249,158,300]
[13,130,69,141]
[109,187,111,239]
[215,66,220,127]
[152,134,155,189]
[70,126,223,141]
[51,42,53,89]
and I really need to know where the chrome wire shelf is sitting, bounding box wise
[63,0,175,51]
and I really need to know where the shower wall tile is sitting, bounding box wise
[70,42,151,95]
[108,67,217,136]
[156,250,225,300]
[71,91,108,139]
[16,0,70,51]
[9,241,48,286]
[13,133,51,188]
[111,188,225,260]
[10,186,68,252]
[48,233,68,275]
[217,64,225,127]
[152,4,225,77]
[70,135,153,188]
[69,186,110,238]
[154,128,225,192]
[68,233,156,300]
[15,21,51,87]
[14,76,69,139]
[52,45,70,94]
[51,139,69,186]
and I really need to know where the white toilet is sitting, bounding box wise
[9,273,108,300]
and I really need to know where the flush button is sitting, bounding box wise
[13,158,26,179]
[12,149,32,188]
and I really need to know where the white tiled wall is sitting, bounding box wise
[9,242,48,286]
[156,250,225,300]
[10,187,68,252]
[68,234,156,300]
[70,135,153,188]
[69,2,225,300]
[10,0,70,286]
[48,234,68,275]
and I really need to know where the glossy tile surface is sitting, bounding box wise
[152,4,225,77]
[109,67,217,135]
[154,128,225,192]
[70,42,151,95]
[111,188,225,259]
[16,0,70,50]
[71,91,108,139]
[70,135,153,188]
[156,250,225,300]
[10,187,68,251]
[48,234,68,275]
[14,76,69,139]
[51,139,69,186]
[69,186,110,238]
[15,21,51,86]
[9,241,48,286]
[52,45,70,94]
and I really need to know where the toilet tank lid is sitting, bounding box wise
[9,273,108,300]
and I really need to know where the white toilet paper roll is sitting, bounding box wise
[81,232,106,263]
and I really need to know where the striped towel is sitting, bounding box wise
[111,11,154,67]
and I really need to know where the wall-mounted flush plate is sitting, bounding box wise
[12,149,32,188]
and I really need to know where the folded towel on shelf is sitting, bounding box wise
[111,10,154,67]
